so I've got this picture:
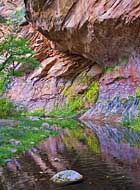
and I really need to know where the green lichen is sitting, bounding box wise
[121,98,127,104]
[50,81,99,118]
[105,65,116,73]
[64,74,92,99]
[69,97,84,111]
[64,85,77,99]
[77,71,93,85]
[136,87,140,97]
[49,96,85,118]
[85,81,99,106]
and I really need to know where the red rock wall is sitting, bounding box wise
[25,0,140,66]
[6,25,101,112]
[4,1,140,121]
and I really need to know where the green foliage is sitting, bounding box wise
[50,81,99,118]
[0,72,7,95]
[136,87,140,97]
[47,119,80,129]
[49,105,78,118]
[0,117,85,165]
[0,34,39,76]
[0,16,6,24]
[123,112,140,131]
[76,71,93,85]
[69,97,84,112]
[128,95,135,102]
[64,86,76,98]
[49,98,86,118]
[0,98,23,119]
[85,81,99,105]
[105,65,117,73]
[26,109,46,117]
[0,119,57,166]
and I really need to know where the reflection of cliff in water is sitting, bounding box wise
[0,121,140,190]
[83,120,140,187]
[83,120,140,165]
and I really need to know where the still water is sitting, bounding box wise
[0,120,140,190]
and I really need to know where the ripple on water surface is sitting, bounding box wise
[0,121,140,190]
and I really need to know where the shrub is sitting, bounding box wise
[0,72,7,95]
[0,34,40,76]
[0,98,21,119]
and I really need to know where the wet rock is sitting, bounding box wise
[6,159,21,172]
[30,142,35,145]
[0,167,3,176]
[29,116,40,121]
[10,148,17,153]
[54,158,60,162]
[31,147,38,152]
[9,139,21,146]
[50,170,83,185]
[0,0,24,18]
[41,123,50,130]
[0,119,19,127]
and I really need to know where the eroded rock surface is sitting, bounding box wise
[25,0,140,65]
[6,25,102,111]
[4,0,140,122]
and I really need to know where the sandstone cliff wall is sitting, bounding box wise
[4,0,140,122]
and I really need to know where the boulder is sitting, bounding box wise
[50,170,83,185]
[41,122,51,130]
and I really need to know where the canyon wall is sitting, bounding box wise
[4,0,140,122]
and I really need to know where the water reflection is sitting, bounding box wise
[0,121,140,190]
[83,120,140,166]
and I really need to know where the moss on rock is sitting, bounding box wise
[136,86,140,97]
[85,81,99,106]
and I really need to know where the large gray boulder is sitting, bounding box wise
[50,170,83,185]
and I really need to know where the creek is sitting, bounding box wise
[0,120,140,190]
